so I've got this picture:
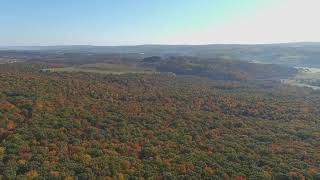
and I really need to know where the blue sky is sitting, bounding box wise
[1,0,319,45]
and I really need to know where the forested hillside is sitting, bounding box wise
[142,56,297,81]
[3,43,320,67]
[0,50,298,81]
[0,62,319,179]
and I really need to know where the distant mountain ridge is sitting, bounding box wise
[2,42,320,50]
[1,42,320,67]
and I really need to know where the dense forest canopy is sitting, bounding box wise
[0,60,319,179]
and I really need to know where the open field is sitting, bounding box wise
[282,67,320,90]
[42,63,155,74]
[0,58,21,64]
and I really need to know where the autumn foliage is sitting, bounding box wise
[0,63,319,179]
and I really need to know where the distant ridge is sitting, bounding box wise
[1,42,320,51]
[1,42,320,67]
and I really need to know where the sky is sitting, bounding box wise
[0,0,319,46]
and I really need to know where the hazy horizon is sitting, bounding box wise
[1,0,320,46]
[1,42,320,48]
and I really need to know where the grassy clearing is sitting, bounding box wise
[281,67,320,90]
[0,58,21,64]
[43,63,155,75]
